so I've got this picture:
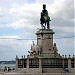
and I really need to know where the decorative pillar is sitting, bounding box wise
[68,55,71,68]
[15,55,18,71]
[22,55,23,58]
[23,59,24,68]
[62,55,64,68]
[74,59,75,68]
[24,55,25,58]
[21,55,24,68]
[38,58,42,73]
[39,58,42,68]
[65,55,67,58]
[74,55,75,68]
[27,58,29,68]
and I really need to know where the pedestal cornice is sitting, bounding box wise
[36,29,55,35]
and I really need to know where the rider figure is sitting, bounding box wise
[40,4,50,29]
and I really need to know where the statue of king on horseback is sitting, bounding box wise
[40,4,51,29]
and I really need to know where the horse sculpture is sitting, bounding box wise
[40,4,51,29]
[28,42,41,57]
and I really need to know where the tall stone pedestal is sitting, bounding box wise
[36,29,55,58]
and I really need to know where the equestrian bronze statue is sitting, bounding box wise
[40,4,51,29]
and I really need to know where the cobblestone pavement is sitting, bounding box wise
[4,73,75,75]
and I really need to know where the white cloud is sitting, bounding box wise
[0,35,18,39]
[0,7,4,17]
[9,7,19,16]
[9,19,38,31]
[8,0,74,30]
[49,0,74,20]
[0,35,34,60]
[8,3,41,30]
[0,0,73,30]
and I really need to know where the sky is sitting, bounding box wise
[0,0,74,61]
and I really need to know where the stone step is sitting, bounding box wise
[42,68,65,73]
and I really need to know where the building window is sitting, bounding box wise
[64,59,68,68]
[71,59,74,68]
[29,59,39,68]
[42,58,62,68]
[18,59,23,68]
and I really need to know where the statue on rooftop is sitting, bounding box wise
[40,4,51,29]
[53,43,58,57]
[28,41,41,57]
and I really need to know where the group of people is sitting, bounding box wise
[4,66,15,72]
